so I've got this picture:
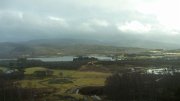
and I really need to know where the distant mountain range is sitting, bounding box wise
[24,38,180,50]
[0,38,179,58]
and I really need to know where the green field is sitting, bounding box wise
[20,67,110,94]
[0,67,7,71]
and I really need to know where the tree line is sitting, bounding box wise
[104,71,180,101]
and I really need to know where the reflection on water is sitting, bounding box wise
[0,59,16,61]
[28,55,114,62]
[147,68,180,75]
[28,56,75,62]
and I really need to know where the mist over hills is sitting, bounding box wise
[24,38,180,49]
[0,38,179,58]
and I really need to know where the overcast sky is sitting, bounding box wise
[0,0,180,43]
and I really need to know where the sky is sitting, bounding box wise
[0,0,180,43]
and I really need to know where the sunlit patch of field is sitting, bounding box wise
[24,67,48,74]
[0,67,7,71]
[20,67,111,94]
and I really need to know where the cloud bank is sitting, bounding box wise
[0,0,179,44]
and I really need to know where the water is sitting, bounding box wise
[147,68,180,75]
[28,56,75,62]
[0,59,16,61]
[28,55,114,62]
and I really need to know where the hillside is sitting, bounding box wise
[0,39,148,58]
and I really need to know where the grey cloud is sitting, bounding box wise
[0,0,179,44]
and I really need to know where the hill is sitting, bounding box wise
[0,39,148,58]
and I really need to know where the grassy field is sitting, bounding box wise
[0,67,7,71]
[20,67,111,94]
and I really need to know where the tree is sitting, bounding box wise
[104,72,158,101]
[104,72,180,101]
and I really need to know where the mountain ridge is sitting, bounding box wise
[0,38,179,58]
